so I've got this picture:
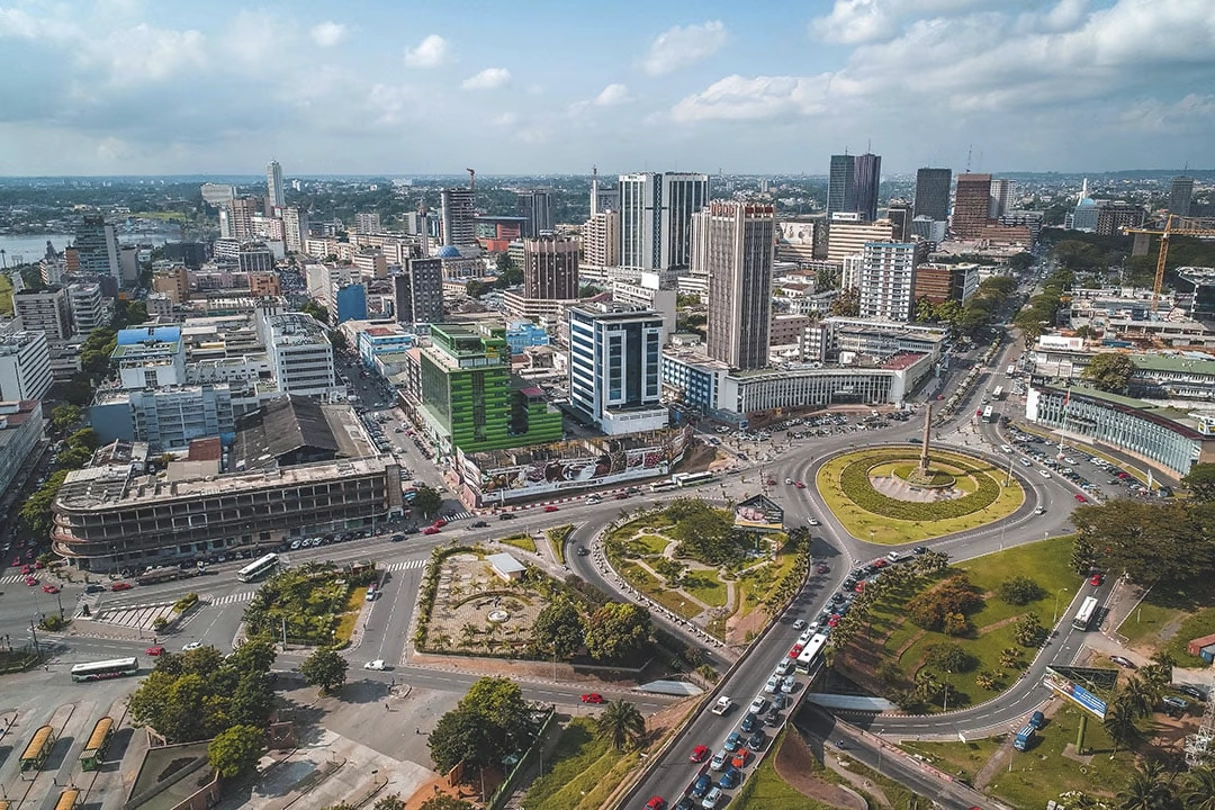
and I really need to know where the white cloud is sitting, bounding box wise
[404,34,450,68]
[671,74,848,122]
[310,21,348,48]
[82,23,207,85]
[810,0,983,44]
[462,67,510,90]
[594,83,631,106]
[642,20,727,76]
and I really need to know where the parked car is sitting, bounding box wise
[723,731,743,752]
[691,774,712,798]
[700,787,723,809]
[1110,655,1137,669]
[580,693,604,704]
[40,583,58,594]
[544,505,560,513]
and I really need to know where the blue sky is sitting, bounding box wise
[0,0,1212,176]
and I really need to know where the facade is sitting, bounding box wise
[523,235,580,299]
[853,153,882,222]
[1095,202,1146,237]
[827,154,855,218]
[1170,177,1194,217]
[826,217,895,264]
[913,263,978,305]
[90,385,236,451]
[721,354,932,415]
[0,331,53,402]
[618,171,710,271]
[694,202,775,370]
[266,160,285,208]
[611,277,677,339]
[440,188,477,248]
[249,272,281,297]
[201,183,236,208]
[660,350,730,414]
[859,242,918,322]
[354,211,382,234]
[332,283,368,324]
[262,312,338,397]
[951,173,993,239]
[505,321,550,355]
[989,179,1015,218]
[0,400,44,501]
[14,287,71,340]
[67,283,106,335]
[112,326,187,389]
[74,215,121,280]
[582,210,620,268]
[886,201,913,242]
[913,168,952,222]
[282,207,309,253]
[394,257,444,325]
[516,189,553,238]
[590,167,619,215]
[568,302,667,435]
[223,197,261,242]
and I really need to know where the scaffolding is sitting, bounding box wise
[1184,693,1215,768]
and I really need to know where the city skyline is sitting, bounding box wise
[0,0,1212,177]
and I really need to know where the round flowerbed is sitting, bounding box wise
[837,450,1002,521]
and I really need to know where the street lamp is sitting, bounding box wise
[1053,587,1070,624]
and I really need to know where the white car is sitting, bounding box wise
[1034,506,1045,515]
[750,695,769,714]
[776,659,794,676]
[1001,444,1013,453]
[710,751,728,771]
[182,641,203,651]
[364,659,386,670]
[792,618,807,630]
[808,519,821,526]
[1040,470,1052,478]
[798,629,815,645]
[781,675,797,694]
[701,787,723,809]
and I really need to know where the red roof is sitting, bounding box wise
[882,353,925,371]
[188,437,223,462]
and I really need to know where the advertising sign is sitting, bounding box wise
[734,495,785,533]
[1043,667,1108,720]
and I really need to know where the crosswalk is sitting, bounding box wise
[444,511,475,521]
[385,559,426,572]
[202,590,258,607]
[0,574,26,585]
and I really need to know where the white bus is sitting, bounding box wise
[795,633,830,674]
[237,553,280,583]
[1072,596,1099,631]
[649,480,677,493]
[982,405,996,423]
[992,386,1005,401]
[672,472,715,488]
[70,657,140,683]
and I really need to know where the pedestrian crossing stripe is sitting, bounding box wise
[444,511,475,521]
[385,559,426,572]
[0,574,24,585]
[203,591,258,607]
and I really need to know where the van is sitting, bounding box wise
[1029,710,1045,729]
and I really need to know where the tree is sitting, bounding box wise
[924,642,974,673]
[428,677,536,774]
[652,557,686,587]
[50,404,83,435]
[595,700,646,751]
[428,706,499,772]
[373,795,407,810]
[413,484,443,519]
[914,669,944,704]
[530,598,585,660]
[229,637,278,673]
[207,724,265,778]
[906,575,983,631]
[1181,766,1215,810]
[1071,499,1215,587]
[1082,353,1136,394]
[830,287,860,317]
[419,796,477,810]
[302,299,330,324]
[300,647,348,694]
[997,576,1046,606]
[1103,698,1140,755]
[20,470,68,539]
[584,602,653,663]
[1014,612,1047,648]
[999,648,1023,669]
[1182,463,1215,502]
[459,677,535,753]
[229,672,277,727]
[1116,760,1176,810]
[494,253,523,287]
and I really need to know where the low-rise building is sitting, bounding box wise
[0,400,44,500]
[89,385,237,451]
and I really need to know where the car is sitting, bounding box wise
[364,659,387,670]
[1075,494,1088,503]
[777,658,794,676]
[182,641,203,651]
[700,787,723,809]
[25,576,37,586]
[544,505,560,513]
[792,618,807,630]
[1034,506,1046,515]
[771,692,788,710]
[764,676,779,693]
[290,539,302,550]
[795,481,806,489]
[581,693,605,704]
[724,731,743,752]
[145,645,165,656]
[808,518,820,526]
[431,518,448,528]
[389,534,405,543]
[1089,574,1104,586]
[689,744,710,763]
[781,675,797,694]
[673,800,696,810]
[499,513,516,520]
[828,615,841,627]
[764,708,782,726]
[709,751,728,771]
[718,766,742,789]
[872,558,889,569]
[645,797,666,810]
[577,546,591,556]
[750,695,768,714]
[816,563,829,574]
[1175,685,1208,702]
[731,746,754,768]
[691,774,712,798]
[112,581,132,591]
[1110,655,1137,669]
[471,520,489,528]
[788,644,803,658]
[740,712,758,733]
[1040,470,1052,478]
[41,583,58,593]
[85,583,105,594]
[746,730,768,751]
[423,526,441,535]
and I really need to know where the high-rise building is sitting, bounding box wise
[74,215,121,280]
[853,153,882,222]
[395,258,444,325]
[693,202,775,371]
[0,330,53,402]
[222,197,261,242]
[516,189,554,238]
[67,283,106,335]
[1095,201,1146,236]
[913,168,952,222]
[522,235,579,299]
[859,242,919,322]
[282,207,309,254]
[886,200,913,242]
[951,174,993,239]
[14,288,71,340]
[201,183,236,208]
[582,211,620,268]
[354,212,382,234]
[827,154,856,218]
[989,179,1015,218]
[590,167,619,215]
[618,172,710,272]
[1170,177,1194,218]
[440,188,477,247]
[567,302,666,435]
[266,160,285,209]
[826,216,896,263]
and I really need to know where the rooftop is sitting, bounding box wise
[230,396,371,471]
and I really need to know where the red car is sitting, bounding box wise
[111,582,132,591]
[544,505,560,513]
[855,581,866,593]
[21,564,31,575]
[1074,494,1087,503]
[34,560,43,569]
[731,748,753,768]
[10,557,21,567]
[423,526,440,535]
[794,481,806,489]
[41,584,59,594]
[872,558,889,569]
[581,693,604,704]
[25,576,37,586]
[789,644,804,658]
[645,798,665,810]
[145,645,165,656]
[432,518,448,528]
[689,744,709,763]
[1090,574,1104,586]
[828,615,841,627]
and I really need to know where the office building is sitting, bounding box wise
[582,210,620,268]
[826,216,895,263]
[951,173,993,239]
[0,399,44,501]
[280,207,307,254]
[1170,177,1194,218]
[119,244,139,283]
[221,196,261,242]
[331,283,368,325]
[618,171,710,272]
[212,239,275,273]
[886,200,913,242]
[440,187,477,248]
[989,179,1015,218]
[249,272,281,297]
[568,302,666,435]
[163,242,208,270]
[859,242,918,322]
[523,235,580,299]
[67,283,106,335]
[395,258,444,325]
[590,167,619,215]
[90,384,236,451]
[913,263,978,305]
[0,331,53,402]
[693,202,775,371]
[827,154,856,218]
[853,153,882,222]
[913,168,952,222]
[354,211,382,234]
[1095,202,1146,236]
[75,215,121,280]
[14,287,71,340]
[266,159,285,209]
[261,312,339,398]
[516,189,554,238]
[111,326,187,390]
[612,276,677,338]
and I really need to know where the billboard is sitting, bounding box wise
[734,495,785,533]
[1043,667,1108,720]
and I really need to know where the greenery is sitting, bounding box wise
[732,730,835,810]
[584,602,652,663]
[666,498,745,566]
[1082,353,1137,393]
[373,795,407,810]
[301,299,329,324]
[39,614,68,631]
[418,797,476,810]
[595,700,646,751]
[128,639,277,743]
[530,597,585,660]
[207,724,265,778]
[428,677,537,776]
[520,717,635,810]
[300,647,348,694]
[906,574,984,633]
[1071,498,1215,588]
[1182,462,1215,502]
[997,576,1046,606]
[1013,267,1072,341]
[500,533,538,553]
[243,562,373,646]
[19,469,68,538]
[172,592,199,613]
[839,454,1001,520]
[50,404,83,435]
[413,484,443,519]
[545,524,573,564]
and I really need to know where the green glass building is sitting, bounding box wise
[418,323,562,458]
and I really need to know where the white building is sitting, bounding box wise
[261,311,339,398]
[90,384,236,451]
[282,207,309,254]
[611,274,677,339]
[266,159,285,209]
[67,283,106,335]
[859,242,918,322]
[0,330,53,402]
[0,400,44,500]
[826,216,896,264]
[618,172,709,272]
[14,287,71,340]
[568,302,667,435]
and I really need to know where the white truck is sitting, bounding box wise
[711,696,732,715]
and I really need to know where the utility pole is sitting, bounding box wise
[29,617,41,661]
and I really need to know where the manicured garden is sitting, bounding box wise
[243,561,377,647]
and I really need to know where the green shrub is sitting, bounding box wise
[173,592,199,613]
[838,450,1002,521]
[997,576,1046,606]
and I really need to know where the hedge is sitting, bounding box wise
[837,450,1002,521]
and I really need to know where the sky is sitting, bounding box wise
[0,0,1212,177]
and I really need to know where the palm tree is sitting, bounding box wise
[1116,760,1176,810]
[596,700,646,751]
[1120,677,1158,720]
[1181,765,1215,810]
[1103,699,1139,755]
[914,669,943,704]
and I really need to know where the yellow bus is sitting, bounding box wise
[20,724,56,771]
[79,717,114,771]
[54,788,82,810]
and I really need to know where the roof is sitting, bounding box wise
[487,553,526,575]
[117,326,180,345]
[1131,353,1215,374]
[436,245,461,258]
[230,396,344,470]
[883,352,925,371]
[187,437,223,462]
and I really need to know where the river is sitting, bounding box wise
[0,232,175,266]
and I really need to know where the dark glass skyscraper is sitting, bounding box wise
[914,168,952,222]
[827,154,855,218]
[853,153,882,222]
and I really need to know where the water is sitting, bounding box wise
[0,232,174,267]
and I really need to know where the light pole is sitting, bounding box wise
[1053,587,1070,625]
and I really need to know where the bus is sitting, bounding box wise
[20,725,56,771]
[1072,596,1100,631]
[982,406,996,423]
[79,717,114,771]
[136,566,194,586]
[70,657,140,683]
[672,472,715,488]
[649,480,677,493]
[795,633,830,674]
[237,553,280,583]
[54,789,81,810]
[992,386,1005,401]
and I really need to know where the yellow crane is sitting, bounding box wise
[1124,214,1215,309]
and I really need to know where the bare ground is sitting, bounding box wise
[772,728,868,810]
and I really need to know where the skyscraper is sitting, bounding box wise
[395,258,444,325]
[440,188,477,247]
[913,168,952,222]
[582,211,620,268]
[827,154,856,218]
[853,153,882,222]
[266,160,285,209]
[951,174,993,239]
[859,242,918,322]
[590,166,619,215]
[282,207,309,254]
[74,215,120,280]
[222,197,261,242]
[989,179,1015,218]
[617,172,710,272]
[567,302,667,435]
[516,189,553,238]
[694,202,775,371]
[1170,177,1194,218]
[522,235,579,299]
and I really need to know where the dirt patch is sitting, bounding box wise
[772,728,866,810]
[726,602,770,646]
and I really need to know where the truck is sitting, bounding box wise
[1013,723,1036,751]
[711,696,733,715]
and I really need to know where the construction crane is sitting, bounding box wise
[1124,214,1215,309]
[465,168,476,193]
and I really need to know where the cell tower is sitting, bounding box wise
[1185,694,1215,768]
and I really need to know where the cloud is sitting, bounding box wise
[88,23,207,84]
[310,21,348,48]
[404,34,450,68]
[810,0,982,44]
[462,67,510,90]
[594,83,631,106]
[671,74,846,122]
[642,20,727,76]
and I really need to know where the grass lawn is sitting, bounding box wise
[732,734,838,810]
[960,536,1080,627]
[521,717,638,810]
[617,560,701,621]
[683,570,728,607]
[333,587,367,646]
[634,533,671,555]
[817,449,1024,545]
[898,737,1003,785]
[501,534,538,554]
[1117,578,1215,660]
[545,525,573,565]
[0,273,11,317]
[1162,606,1215,666]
